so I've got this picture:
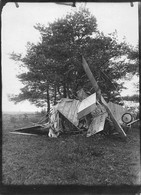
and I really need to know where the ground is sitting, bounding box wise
[2,112,140,185]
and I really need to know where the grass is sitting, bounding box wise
[2,112,140,185]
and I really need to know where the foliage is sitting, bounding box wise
[126,46,139,75]
[9,7,139,111]
[122,94,139,102]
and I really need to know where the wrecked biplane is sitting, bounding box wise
[11,56,135,138]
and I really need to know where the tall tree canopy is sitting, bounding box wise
[10,7,139,112]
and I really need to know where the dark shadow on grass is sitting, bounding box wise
[11,126,49,136]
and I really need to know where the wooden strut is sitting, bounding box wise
[127,119,139,126]
[82,56,127,138]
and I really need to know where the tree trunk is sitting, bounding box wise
[57,85,62,98]
[54,84,57,105]
[46,85,50,114]
[66,83,70,98]
[63,82,67,98]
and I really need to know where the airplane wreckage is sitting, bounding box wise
[11,56,138,139]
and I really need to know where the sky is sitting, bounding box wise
[2,2,139,112]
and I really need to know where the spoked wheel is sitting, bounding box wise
[121,113,133,124]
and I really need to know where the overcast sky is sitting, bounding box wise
[2,2,139,112]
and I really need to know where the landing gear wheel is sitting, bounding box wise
[121,113,132,124]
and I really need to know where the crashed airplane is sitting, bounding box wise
[11,56,135,138]
[48,88,130,138]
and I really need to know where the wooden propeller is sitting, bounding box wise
[82,56,127,138]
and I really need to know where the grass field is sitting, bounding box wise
[2,112,140,185]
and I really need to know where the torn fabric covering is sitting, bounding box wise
[52,98,80,128]
[53,111,61,132]
[50,105,61,133]
[108,102,127,124]
[87,112,108,137]
[50,106,58,125]
[77,94,108,137]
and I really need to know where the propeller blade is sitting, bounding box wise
[82,56,126,138]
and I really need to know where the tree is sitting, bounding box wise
[122,94,139,102]
[9,6,139,112]
[10,43,53,113]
